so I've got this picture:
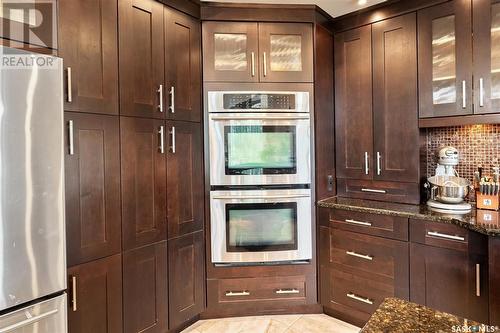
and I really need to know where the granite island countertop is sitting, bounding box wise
[317,196,500,237]
[360,298,496,333]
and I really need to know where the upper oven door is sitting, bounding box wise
[209,113,311,186]
[208,91,310,113]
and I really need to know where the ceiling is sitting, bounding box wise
[202,0,388,18]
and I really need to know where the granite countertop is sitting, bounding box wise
[317,196,500,237]
[360,298,494,333]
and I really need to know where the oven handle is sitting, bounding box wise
[210,114,310,121]
[211,194,310,200]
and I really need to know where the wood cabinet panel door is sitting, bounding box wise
[166,121,204,238]
[65,113,121,267]
[68,254,123,333]
[202,21,259,82]
[473,0,500,114]
[59,0,118,114]
[334,26,373,180]
[258,23,313,83]
[121,117,167,250]
[490,237,500,325]
[165,8,201,122]
[168,231,205,330]
[372,13,419,183]
[418,0,473,118]
[123,242,168,333]
[119,0,165,118]
[410,243,489,324]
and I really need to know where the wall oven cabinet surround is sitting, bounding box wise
[335,13,419,204]
[203,21,313,83]
[208,91,311,186]
[210,189,312,264]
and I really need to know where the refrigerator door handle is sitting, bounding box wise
[0,309,59,333]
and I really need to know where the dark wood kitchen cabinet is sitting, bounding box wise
[203,21,313,83]
[119,0,165,119]
[418,0,473,118]
[409,219,489,324]
[120,117,167,250]
[64,112,121,267]
[168,231,205,329]
[490,237,500,325]
[166,121,204,238]
[165,9,202,122]
[335,13,419,204]
[59,0,118,115]
[123,241,168,333]
[68,254,123,333]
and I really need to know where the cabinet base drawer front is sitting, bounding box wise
[329,269,393,315]
[330,209,408,241]
[329,229,408,282]
[410,219,472,252]
[337,179,420,205]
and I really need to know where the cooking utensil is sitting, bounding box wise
[428,175,471,204]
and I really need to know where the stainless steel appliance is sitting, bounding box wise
[210,188,312,264]
[208,91,311,186]
[0,46,67,332]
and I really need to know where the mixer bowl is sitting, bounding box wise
[427,175,471,204]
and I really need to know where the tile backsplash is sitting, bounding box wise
[426,124,500,181]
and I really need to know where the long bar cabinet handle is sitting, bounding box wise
[345,219,372,227]
[158,84,164,112]
[361,188,386,194]
[225,291,250,297]
[462,80,467,109]
[275,288,300,294]
[476,264,481,297]
[67,67,72,103]
[169,86,175,113]
[159,126,165,154]
[251,52,255,77]
[479,78,484,107]
[263,52,267,77]
[170,126,176,153]
[71,276,77,312]
[346,293,373,305]
[364,152,369,175]
[427,231,465,242]
[68,120,74,155]
[346,251,373,261]
[377,152,382,175]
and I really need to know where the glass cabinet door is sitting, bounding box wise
[418,0,472,118]
[473,0,500,114]
[258,23,313,83]
[202,22,259,82]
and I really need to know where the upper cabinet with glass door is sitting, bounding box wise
[203,21,313,83]
[418,0,473,118]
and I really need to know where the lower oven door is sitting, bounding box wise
[209,113,311,186]
[210,189,312,264]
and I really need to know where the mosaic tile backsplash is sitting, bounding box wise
[426,124,500,181]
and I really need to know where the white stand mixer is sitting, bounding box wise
[426,147,472,214]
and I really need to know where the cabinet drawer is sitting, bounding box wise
[328,269,393,316]
[330,209,408,241]
[337,179,420,204]
[217,276,306,303]
[410,219,469,252]
[329,229,409,285]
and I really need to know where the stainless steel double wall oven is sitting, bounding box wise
[207,85,313,264]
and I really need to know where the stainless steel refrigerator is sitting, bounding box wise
[0,46,67,332]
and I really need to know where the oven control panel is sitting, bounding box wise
[223,94,296,110]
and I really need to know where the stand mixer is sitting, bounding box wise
[426,147,472,214]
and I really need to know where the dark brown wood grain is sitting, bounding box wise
[168,231,205,330]
[314,24,335,200]
[68,254,123,333]
[59,0,118,115]
[165,8,202,122]
[334,25,373,180]
[372,13,419,183]
[159,0,200,18]
[119,0,165,119]
[120,117,167,250]
[166,121,204,239]
[489,237,500,325]
[418,0,473,118]
[123,241,168,333]
[336,178,421,205]
[419,113,500,127]
[64,112,121,267]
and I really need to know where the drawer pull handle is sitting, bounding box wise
[347,293,373,305]
[361,188,387,194]
[427,231,465,241]
[225,291,250,297]
[275,288,300,294]
[476,264,481,297]
[345,219,372,227]
[346,251,373,261]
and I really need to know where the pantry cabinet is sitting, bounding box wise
[203,21,313,83]
[59,0,119,115]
